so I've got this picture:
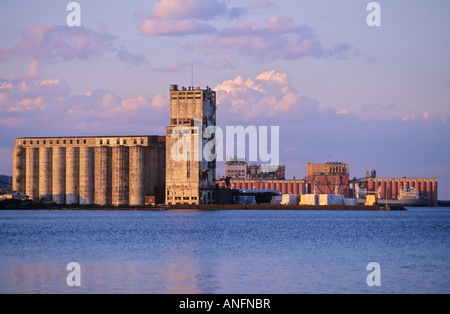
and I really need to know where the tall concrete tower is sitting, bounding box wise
[166,85,217,205]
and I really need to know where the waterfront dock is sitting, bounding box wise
[0,199,406,211]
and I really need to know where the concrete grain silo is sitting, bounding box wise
[66,146,80,205]
[95,146,112,206]
[112,146,129,206]
[79,147,95,205]
[26,147,39,201]
[13,136,166,207]
[39,147,53,202]
[12,146,26,193]
[52,146,66,204]
[129,145,146,206]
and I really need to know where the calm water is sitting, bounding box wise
[0,208,449,294]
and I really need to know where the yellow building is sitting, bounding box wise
[307,162,349,177]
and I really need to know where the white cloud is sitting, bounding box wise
[214,70,302,120]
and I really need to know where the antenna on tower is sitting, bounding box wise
[191,65,194,89]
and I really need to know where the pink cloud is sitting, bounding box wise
[151,94,168,108]
[137,0,228,37]
[228,0,273,19]
[0,72,172,146]
[151,0,227,20]
[138,19,215,36]
[0,78,69,116]
[201,15,327,63]
[156,61,185,72]
[336,109,349,115]
[24,60,40,80]
[8,97,46,112]
[0,25,148,66]
[113,94,168,112]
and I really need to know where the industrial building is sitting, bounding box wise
[224,158,286,181]
[11,81,440,208]
[247,164,286,180]
[218,180,309,195]
[217,161,439,207]
[225,157,248,181]
[307,162,349,177]
[165,85,217,205]
[12,136,165,206]
[12,84,218,207]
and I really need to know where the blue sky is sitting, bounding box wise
[0,0,449,198]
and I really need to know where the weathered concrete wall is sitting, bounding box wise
[66,147,80,205]
[79,147,95,205]
[39,147,53,202]
[129,146,146,206]
[13,147,26,193]
[166,87,217,205]
[95,146,112,206]
[112,146,129,206]
[52,147,66,204]
[26,147,39,201]
[13,136,166,206]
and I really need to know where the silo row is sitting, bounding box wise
[13,145,148,206]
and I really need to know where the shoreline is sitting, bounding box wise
[0,200,405,211]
